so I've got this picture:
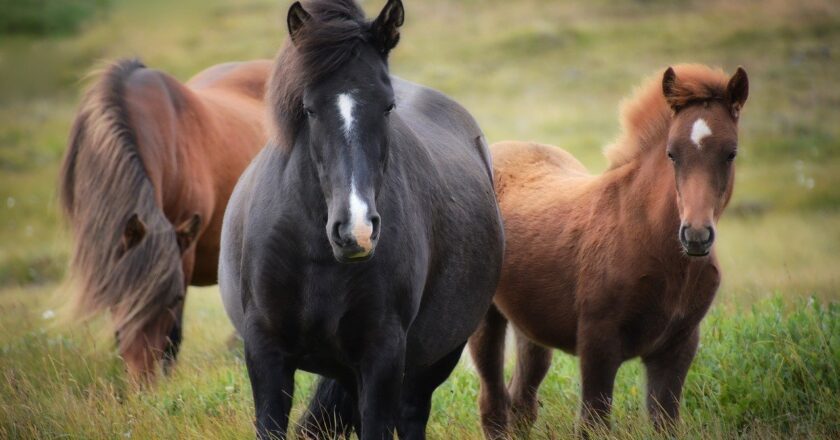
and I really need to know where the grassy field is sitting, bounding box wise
[1,0,839,438]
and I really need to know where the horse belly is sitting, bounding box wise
[495,283,578,353]
[492,204,581,353]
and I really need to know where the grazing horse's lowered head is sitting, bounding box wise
[662,66,749,256]
[274,0,405,262]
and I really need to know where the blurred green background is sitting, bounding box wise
[0,0,838,438]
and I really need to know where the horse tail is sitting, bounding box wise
[297,377,358,438]
[59,58,184,366]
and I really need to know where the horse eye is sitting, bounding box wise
[385,103,396,115]
[726,151,737,162]
[667,151,676,162]
[304,107,316,118]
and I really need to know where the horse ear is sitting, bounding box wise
[727,66,749,119]
[372,0,404,54]
[121,213,146,254]
[287,1,312,46]
[175,213,201,253]
[662,66,680,110]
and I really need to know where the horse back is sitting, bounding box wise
[187,60,273,101]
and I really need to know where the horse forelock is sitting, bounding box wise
[604,64,730,169]
[268,0,376,149]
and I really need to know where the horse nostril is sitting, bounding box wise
[369,214,381,240]
[704,226,715,245]
[331,221,347,246]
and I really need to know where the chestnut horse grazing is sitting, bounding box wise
[469,64,749,437]
[59,58,270,381]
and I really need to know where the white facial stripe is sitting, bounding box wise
[337,93,356,142]
[348,178,373,250]
[690,118,712,149]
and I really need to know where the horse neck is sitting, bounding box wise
[606,139,684,259]
[136,108,208,220]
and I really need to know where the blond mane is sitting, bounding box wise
[604,64,731,169]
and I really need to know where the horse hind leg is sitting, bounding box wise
[468,303,511,440]
[297,377,358,439]
[508,330,552,437]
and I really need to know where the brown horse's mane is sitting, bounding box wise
[604,64,730,169]
[59,59,182,354]
[268,0,373,149]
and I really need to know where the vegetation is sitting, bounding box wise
[0,0,111,36]
[0,0,838,438]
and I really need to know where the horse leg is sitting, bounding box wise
[467,303,511,440]
[508,330,552,436]
[244,331,296,440]
[577,323,621,433]
[398,342,466,440]
[643,328,699,430]
[357,329,406,440]
[162,299,185,376]
[297,377,358,439]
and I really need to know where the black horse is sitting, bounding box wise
[219,0,504,438]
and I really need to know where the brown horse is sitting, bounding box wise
[59,58,271,381]
[469,64,749,437]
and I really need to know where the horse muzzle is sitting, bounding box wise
[328,213,381,263]
[679,224,715,257]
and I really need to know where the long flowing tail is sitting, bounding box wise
[297,377,358,438]
[59,59,184,378]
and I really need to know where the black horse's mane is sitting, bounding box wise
[269,0,378,148]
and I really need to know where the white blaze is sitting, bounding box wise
[690,118,712,149]
[337,92,372,250]
[337,93,355,142]
[348,178,372,250]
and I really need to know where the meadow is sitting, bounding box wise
[1,0,838,438]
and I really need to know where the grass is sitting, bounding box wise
[0,287,837,438]
[0,0,838,437]
[0,0,112,36]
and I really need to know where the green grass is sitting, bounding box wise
[0,0,839,437]
[0,0,112,36]
[0,287,837,438]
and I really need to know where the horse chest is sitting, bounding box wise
[254,256,397,356]
[622,264,719,357]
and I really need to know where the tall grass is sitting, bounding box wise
[0,287,837,438]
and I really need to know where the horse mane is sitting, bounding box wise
[604,64,730,169]
[268,0,373,149]
[59,58,183,355]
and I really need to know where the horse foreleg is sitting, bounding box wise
[398,342,466,440]
[244,331,296,440]
[467,303,511,440]
[357,328,406,440]
[642,328,699,431]
[509,330,552,436]
[577,323,621,434]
